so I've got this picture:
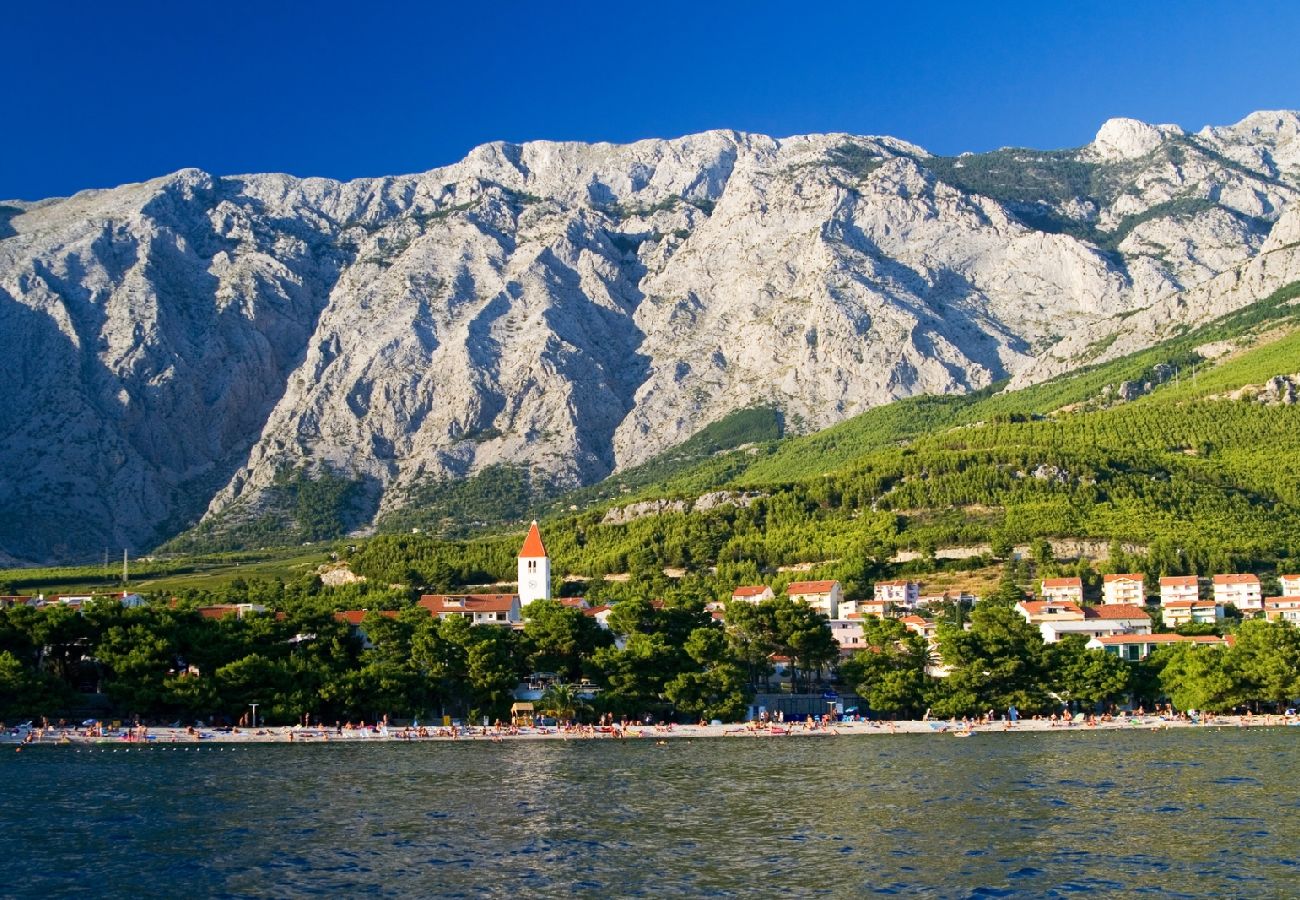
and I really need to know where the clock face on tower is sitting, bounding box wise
[528,577,539,589]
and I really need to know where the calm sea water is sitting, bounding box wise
[2,728,1297,897]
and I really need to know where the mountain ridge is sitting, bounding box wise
[5,111,1300,563]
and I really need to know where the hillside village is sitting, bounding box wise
[7,507,1300,723]
[10,528,1300,646]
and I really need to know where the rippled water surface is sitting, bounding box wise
[2,728,1298,897]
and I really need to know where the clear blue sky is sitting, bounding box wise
[7,1,1299,200]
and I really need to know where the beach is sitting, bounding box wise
[7,712,1296,748]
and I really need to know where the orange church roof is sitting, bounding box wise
[519,521,548,558]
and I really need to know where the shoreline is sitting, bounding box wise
[7,714,1297,747]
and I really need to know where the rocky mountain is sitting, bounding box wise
[4,111,1300,562]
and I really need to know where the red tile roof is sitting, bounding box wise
[1159,576,1199,587]
[1163,600,1219,609]
[1213,573,1259,585]
[1084,604,1151,621]
[583,604,612,616]
[333,609,400,626]
[518,521,547,558]
[1102,574,1144,583]
[899,615,932,626]
[1041,577,1083,588]
[787,580,838,594]
[1094,633,1228,646]
[1018,600,1084,617]
[197,605,239,619]
[556,597,590,609]
[418,594,518,614]
[731,585,772,598]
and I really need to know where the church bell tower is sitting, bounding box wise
[518,520,551,604]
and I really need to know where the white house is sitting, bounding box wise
[1264,597,1300,624]
[853,598,892,619]
[1016,599,1085,625]
[1102,574,1146,606]
[1087,633,1232,662]
[829,619,866,655]
[518,521,551,605]
[1280,575,1300,596]
[1040,577,1084,603]
[731,585,775,604]
[1159,575,1200,606]
[418,594,523,626]
[899,614,938,641]
[787,580,842,618]
[1035,604,1152,643]
[874,580,920,608]
[1213,574,1262,612]
[1162,600,1223,628]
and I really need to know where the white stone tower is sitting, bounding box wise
[518,520,551,604]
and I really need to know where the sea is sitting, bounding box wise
[1,727,1297,897]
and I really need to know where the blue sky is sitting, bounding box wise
[7,1,1299,200]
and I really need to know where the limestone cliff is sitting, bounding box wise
[3,112,1299,561]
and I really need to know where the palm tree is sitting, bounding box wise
[538,683,591,725]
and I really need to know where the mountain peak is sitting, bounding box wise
[1090,117,1185,160]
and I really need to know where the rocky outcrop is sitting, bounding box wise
[600,490,765,525]
[4,112,1300,562]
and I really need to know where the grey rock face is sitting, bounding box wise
[4,113,1300,561]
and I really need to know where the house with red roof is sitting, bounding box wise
[1280,575,1300,596]
[1159,575,1200,606]
[1102,574,1146,606]
[419,594,522,626]
[786,580,842,618]
[1087,632,1232,661]
[850,597,892,619]
[1040,577,1084,603]
[1264,597,1300,624]
[1212,573,1262,612]
[731,585,774,604]
[1023,601,1152,643]
[1162,599,1223,628]
[1016,599,1085,624]
[899,614,938,641]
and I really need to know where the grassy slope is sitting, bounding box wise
[665,280,1300,492]
[0,548,330,597]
